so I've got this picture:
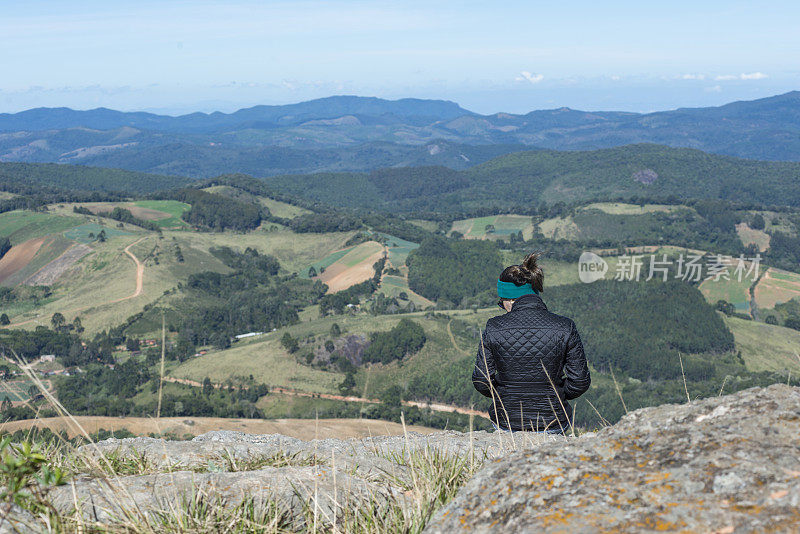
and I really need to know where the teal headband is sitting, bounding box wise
[497,280,538,299]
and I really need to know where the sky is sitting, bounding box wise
[2,0,799,115]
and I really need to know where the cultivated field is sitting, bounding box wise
[0,236,47,284]
[754,268,800,309]
[0,415,436,440]
[0,210,83,245]
[316,241,385,293]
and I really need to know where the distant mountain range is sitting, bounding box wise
[1,92,800,177]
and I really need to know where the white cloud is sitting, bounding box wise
[515,71,544,84]
[740,72,768,80]
[705,85,723,93]
[680,74,705,80]
[715,72,768,81]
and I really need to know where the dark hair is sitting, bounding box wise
[499,252,544,293]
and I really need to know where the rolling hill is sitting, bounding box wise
[2,92,800,179]
[262,144,800,211]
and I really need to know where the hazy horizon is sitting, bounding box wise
[3,1,799,115]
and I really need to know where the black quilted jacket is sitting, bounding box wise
[472,294,591,432]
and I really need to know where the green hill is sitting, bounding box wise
[262,144,800,212]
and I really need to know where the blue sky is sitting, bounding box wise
[2,0,799,114]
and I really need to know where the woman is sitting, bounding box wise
[472,252,591,433]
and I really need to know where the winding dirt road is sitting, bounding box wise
[163,376,487,418]
[3,237,147,328]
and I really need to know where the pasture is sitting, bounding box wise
[64,223,132,243]
[131,200,191,228]
[449,214,534,240]
[725,316,800,375]
[259,197,311,219]
[699,275,753,313]
[579,202,684,215]
[736,222,770,252]
[169,228,352,274]
[172,335,343,394]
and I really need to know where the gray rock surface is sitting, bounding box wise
[50,427,558,529]
[425,384,800,533]
[0,504,37,534]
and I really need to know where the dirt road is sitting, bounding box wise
[3,237,147,328]
[163,376,487,419]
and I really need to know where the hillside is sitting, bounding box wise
[2,176,800,437]
[263,144,800,211]
[0,161,192,194]
[3,92,800,179]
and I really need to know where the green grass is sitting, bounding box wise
[340,241,383,268]
[258,197,310,219]
[449,214,533,241]
[725,315,800,375]
[172,335,342,394]
[0,211,83,245]
[408,219,439,232]
[699,275,753,313]
[0,379,38,402]
[132,200,191,228]
[375,232,419,268]
[169,228,353,275]
[579,202,684,215]
[303,246,354,278]
[63,223,132,244]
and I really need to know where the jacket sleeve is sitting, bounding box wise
[563,321,591,400]
[472,328,497,397]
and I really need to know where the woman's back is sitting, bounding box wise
[472,253,591,432]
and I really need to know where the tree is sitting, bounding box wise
[338,372,356,395]
[281,333,299,353]
[751,213,766,230]
[72,316,84,334]
[308,266,317,278]
[330,323,341,337]
[325,340,335,353]
[97,229,107,242]
[765,315,779,325]
[0,313,9,326]
[51,312,66,331]
[202,377,213,396]
[126,338,141,352]
[784,317,800,331]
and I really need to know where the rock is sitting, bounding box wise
[0,504,38,534]
[55,427,559,529]
[424,384,800,533]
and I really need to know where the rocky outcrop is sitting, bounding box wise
[425,384,800,533]
[50,427,557,529]
[14,385,799,531]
